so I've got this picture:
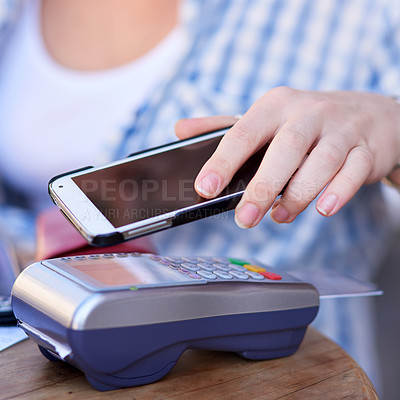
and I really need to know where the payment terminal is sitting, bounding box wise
[12,253,319,391]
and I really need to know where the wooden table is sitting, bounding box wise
[0,328,377,400]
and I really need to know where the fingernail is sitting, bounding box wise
[272,201,280,210]
[271,205,289,223]
[196,173,221,197]
[317,193,338,216]
[235,202,260,229]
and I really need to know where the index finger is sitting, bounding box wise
[194,99,283,198]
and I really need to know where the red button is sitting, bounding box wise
[260,271,282,280]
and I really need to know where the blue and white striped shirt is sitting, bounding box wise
[1,0,399,388]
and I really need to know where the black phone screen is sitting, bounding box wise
[72,135,268,228]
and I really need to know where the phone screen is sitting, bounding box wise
[72,135,267,228]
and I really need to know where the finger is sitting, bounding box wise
[234,113,322,228]
[194,100,283,198]
[316,146,373,216]
[385,165,400,187]
[174,116,239,140]
[271,135,351,223]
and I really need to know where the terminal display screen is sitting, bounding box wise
[45,257,203,290]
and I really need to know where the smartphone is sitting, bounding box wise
[49,128,269,246]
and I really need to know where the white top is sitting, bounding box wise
[0,0,187,212]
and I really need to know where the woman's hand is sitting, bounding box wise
[175,88,400,228]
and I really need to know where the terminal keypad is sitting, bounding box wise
[149,255,282,282]
[61,253,283,283]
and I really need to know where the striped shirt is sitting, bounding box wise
[1,0,399,389]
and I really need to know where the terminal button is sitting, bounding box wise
[245,271,265,280]
[243,264,266,273]
[181,263,200,271]
[165,256,182,262]
[197,271,218,280]
[228,264,247,272]
[188,273,202,280]
[212,257,228,263]
[213,263,231,271]
[228,258,249,266]
[229,271,249,280]
[214,271,233,279]
[260,271,282,280]
[197,263,215,272]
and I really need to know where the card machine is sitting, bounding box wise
[11,253,319,391]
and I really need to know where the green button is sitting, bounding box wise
[129,286,138,291]
[228,258,249,266]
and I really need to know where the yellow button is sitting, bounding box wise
[243,264,266,272]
